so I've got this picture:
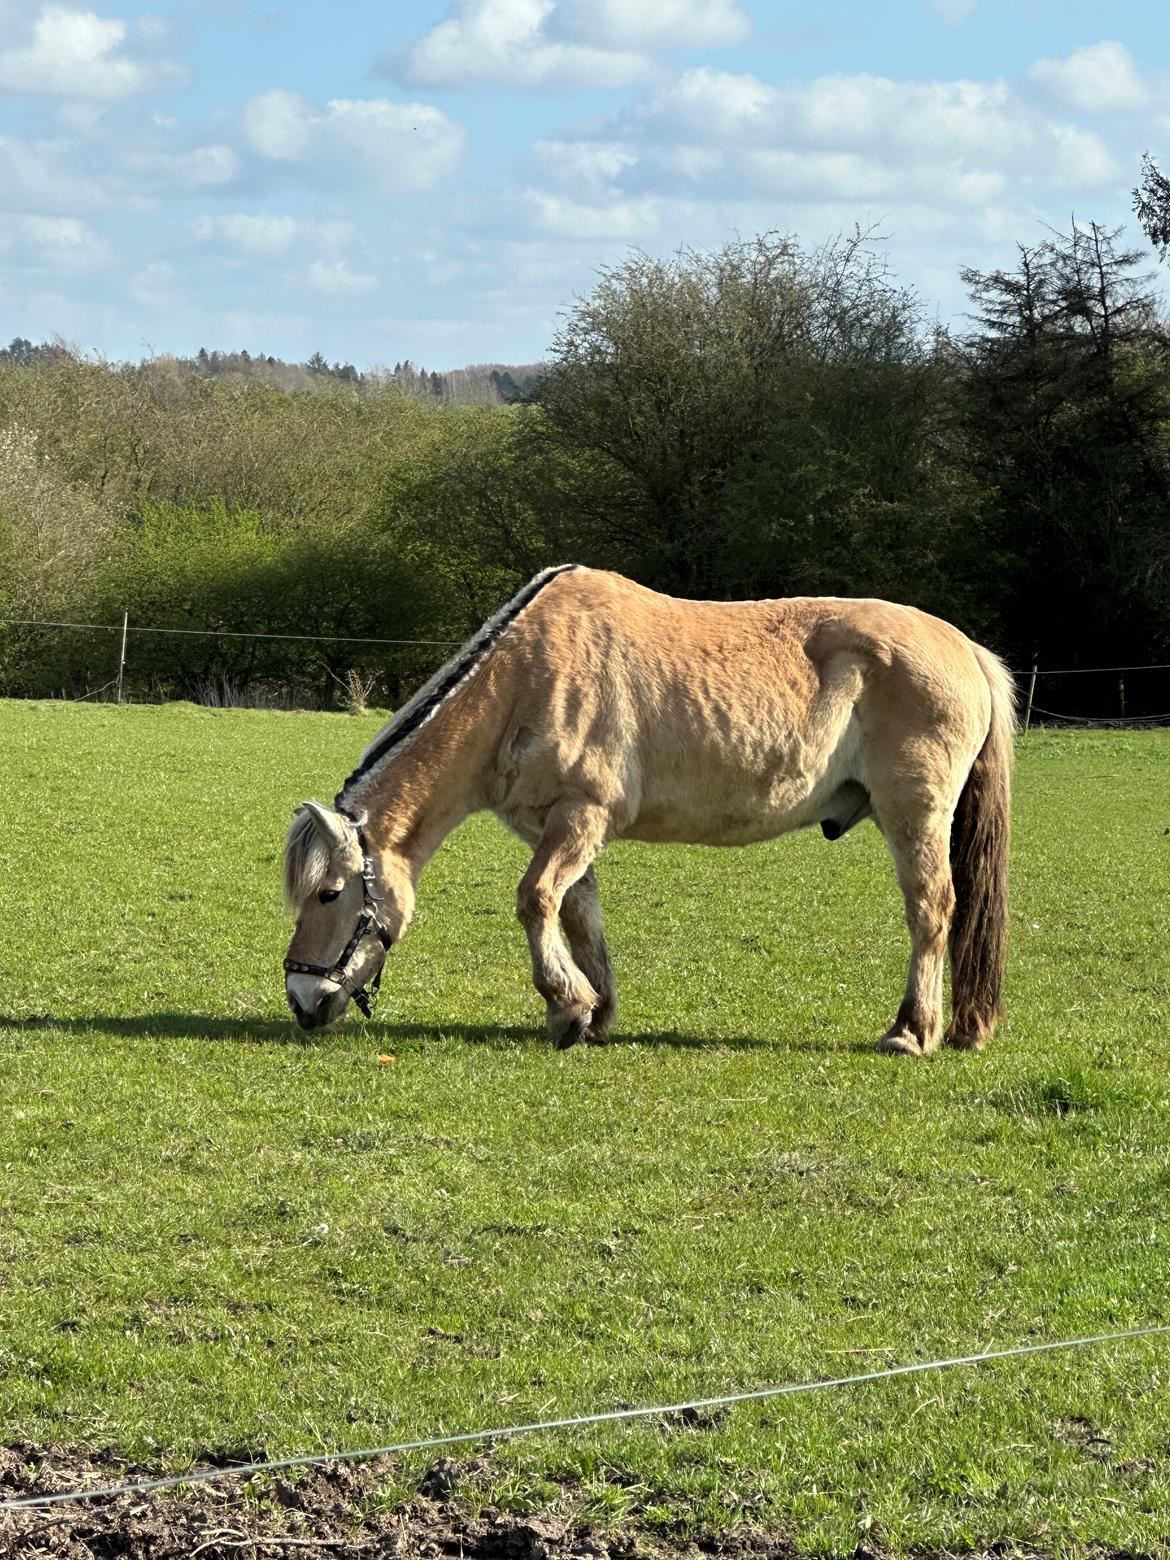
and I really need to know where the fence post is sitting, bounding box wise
[115,610,129,704]
[1023,660,1038,735]
[1118,676,1126,722]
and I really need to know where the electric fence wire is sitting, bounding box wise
[3,1323,1168,1513]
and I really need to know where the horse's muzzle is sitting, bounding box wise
[287,983,347,1031]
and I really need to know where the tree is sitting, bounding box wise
[531,230,971,609]
[1134,153,1170,259]
[958,222,1170,666]
[0,338,64,367]
[89,498,450,705]
[374,404,550,624]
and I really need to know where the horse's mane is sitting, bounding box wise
[335,563,578,804]
[283,808,332,909]
[283,567,579,906]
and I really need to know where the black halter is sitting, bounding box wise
[282,809,393,1019]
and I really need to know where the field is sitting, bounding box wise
[2,700,1169,1557]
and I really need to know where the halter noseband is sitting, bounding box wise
[283,808,393,1020]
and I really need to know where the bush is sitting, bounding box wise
[88,500,452,705]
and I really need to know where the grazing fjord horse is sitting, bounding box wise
[283,566,1014,1057]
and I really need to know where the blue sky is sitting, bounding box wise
[0,0,1166,369]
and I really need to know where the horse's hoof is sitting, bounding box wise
[551,1008,592,1050]
[586,995,616,1044]
[877,1031,924,1057]
[944,1030,985,1052]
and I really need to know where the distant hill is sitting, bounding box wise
[0,337,545,405]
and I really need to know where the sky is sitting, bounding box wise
[0,0,1167,370]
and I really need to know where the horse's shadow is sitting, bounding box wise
[0,1011,874,1054]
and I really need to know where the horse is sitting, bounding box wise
[282,565,1014,1057]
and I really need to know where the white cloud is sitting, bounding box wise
[648,66,774,134]
[192,213,353,255]
[243,91,465,190]
[929,0,978,24]
[657,144,721,181]
[180,144,240,186]
[741,146,1007,205]
[327,99,465,189]
[302,258,377,295]
[0,5,183,99]
[551,0,750,48]
[534,138,638,186]
[129,259,179,300]
[14,213,108,270]
[1028,41,1150,115]
[499,60,1126,302]
[192,213,302,253]
[128,142,240,189]
[393,0,751,89]
[394,0,650,89]
[623,69,1120,192]
[0,133,104,212]
[244,89,312,160]
[524,189,663,238]
[55,100,110,133]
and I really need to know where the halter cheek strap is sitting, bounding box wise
[282,811,393,1020]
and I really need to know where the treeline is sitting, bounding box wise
[0,337,543,406]
[0,221,1167,708]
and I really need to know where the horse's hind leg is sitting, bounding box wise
[516,802,610,1049]
[560,866,618,1041]
[875,810,956,1058]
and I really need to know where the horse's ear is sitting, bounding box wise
[302,800,351,852]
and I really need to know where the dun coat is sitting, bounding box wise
[283,566,1015,1056]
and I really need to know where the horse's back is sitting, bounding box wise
[495,569,998,843]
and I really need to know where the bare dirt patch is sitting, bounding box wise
[1,1443,773,1560]
[0,1444,1161,1559]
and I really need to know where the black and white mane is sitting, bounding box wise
[284,564,577,908]
[335,563,578,807]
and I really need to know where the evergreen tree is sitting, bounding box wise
[1134,154,1170,260]
[959,222,1170,664]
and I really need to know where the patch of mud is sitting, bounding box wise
[0,1444,777,1560]
[0,1444,1161,1559]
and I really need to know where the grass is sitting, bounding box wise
[2,699,1169,1555]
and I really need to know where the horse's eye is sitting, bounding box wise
[318,888,341,904]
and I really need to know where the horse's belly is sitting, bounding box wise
[625,757,820,846]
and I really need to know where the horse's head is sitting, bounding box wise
[282,801,413,1031]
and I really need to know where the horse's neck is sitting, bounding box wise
[354,697,496,871]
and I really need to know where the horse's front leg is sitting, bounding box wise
[560,865,618,1041]
[516,802,610,1050]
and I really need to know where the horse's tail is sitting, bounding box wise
[947,643,1016,1048]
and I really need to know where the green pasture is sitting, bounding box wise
[1,700,1168,1555]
